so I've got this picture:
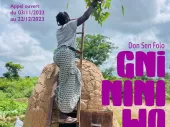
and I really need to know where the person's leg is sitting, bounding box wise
[54,47,77,122]
[59,111,77,122]
[59,111,68,119]
[53,47,69,119]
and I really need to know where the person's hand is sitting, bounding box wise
[91,0,99,7]
[76,50,82,54]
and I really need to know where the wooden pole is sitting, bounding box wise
[77,23,85,127]
[80,23,85,72]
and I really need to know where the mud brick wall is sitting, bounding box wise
[23,60,120,127]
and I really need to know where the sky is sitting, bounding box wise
[0,0,170,77]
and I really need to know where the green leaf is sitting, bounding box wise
[104,12,110,19]
[119,0,124,16]
[84,0,124,25]
[105,0,111,9]
[66,0,69,9]
[122,5,124,16]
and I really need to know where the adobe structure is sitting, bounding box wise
[23,59,120,127]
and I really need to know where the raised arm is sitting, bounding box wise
[77,0,98,26]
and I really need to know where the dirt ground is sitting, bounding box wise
[112,100,170,127]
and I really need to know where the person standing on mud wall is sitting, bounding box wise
[53,0,99,123]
